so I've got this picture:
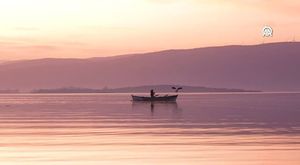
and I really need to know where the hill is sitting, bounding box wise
[0,42,299,91]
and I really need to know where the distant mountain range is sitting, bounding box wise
[32,85,259,93]
[0,42,300,91]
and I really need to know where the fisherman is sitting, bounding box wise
[150,89,155,98]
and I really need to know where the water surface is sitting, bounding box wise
[0,93,299,165]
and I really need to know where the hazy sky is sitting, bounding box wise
[0,0,299,60]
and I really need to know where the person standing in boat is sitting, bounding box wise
[150,89,155,98]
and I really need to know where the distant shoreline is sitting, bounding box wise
[4,92,300,95]
[27,85,261,94]
[0,85,261,94]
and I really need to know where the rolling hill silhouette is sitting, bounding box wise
[0,42,299,91]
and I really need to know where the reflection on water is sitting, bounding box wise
[0,93,299,165]
[132,101,181,116]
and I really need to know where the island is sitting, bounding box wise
[31,85,260,93]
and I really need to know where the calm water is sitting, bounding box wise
[0,93,299,165]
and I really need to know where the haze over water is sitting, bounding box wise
[0,93,299,165]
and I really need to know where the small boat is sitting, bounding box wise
[132,95,178,102]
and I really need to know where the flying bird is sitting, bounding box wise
[172,87,182,92]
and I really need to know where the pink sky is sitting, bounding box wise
[0,0,299,60]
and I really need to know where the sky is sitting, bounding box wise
[0,0,299,60]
